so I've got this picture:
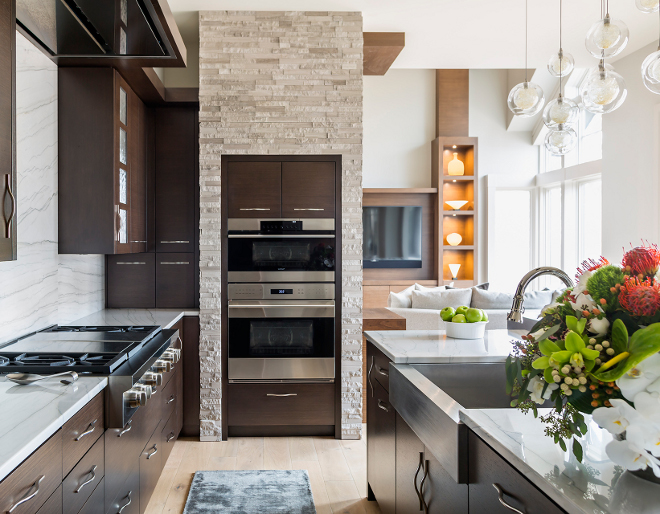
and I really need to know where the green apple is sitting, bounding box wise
[480,310,489,322]
[440,306,456,321]
[455,306,469,316]
[452,314,467,323]
[466,308,483,323]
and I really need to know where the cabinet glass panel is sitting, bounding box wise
[120,0,128,25]
[120,28,127,55]
[119,88,127,126]
[119,128,127,165]
[119,168,128,205]
[119,208,127,244]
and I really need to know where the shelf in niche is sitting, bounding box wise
[443,176,474,182]
[443,210,474,216]
[443,245,474,250]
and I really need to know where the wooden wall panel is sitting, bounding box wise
[436,70,469,137]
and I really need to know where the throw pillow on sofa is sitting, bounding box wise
[470,288,553,310]
[387,284,415,308]
[411,288,473,310]
[415,283,447,292]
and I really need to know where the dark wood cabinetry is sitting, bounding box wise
[59,68,147,255]
[395,413,425,513]
[62,436,104,514]
[367,376,396,514]
[227,161,282,218]
[107,253,156,308]
[156,254,196,308]
[281,161,336,218]
[62,392,104,476]
[139,422,163,514]
[424,447,468,514]
[182,316,201,437]
[37,486,63,514]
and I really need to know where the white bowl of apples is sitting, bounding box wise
[440,306,489,339]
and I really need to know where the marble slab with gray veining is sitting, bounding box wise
[71,309,199,330]
[364,329,520,363]
[0,377,107,482]
[460,408,660,514]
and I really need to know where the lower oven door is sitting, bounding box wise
[228,300,335,382]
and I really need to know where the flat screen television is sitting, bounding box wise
[363,206,423,268]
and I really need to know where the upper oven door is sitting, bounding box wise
[227,235,336,282]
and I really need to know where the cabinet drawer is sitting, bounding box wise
[281,161,335,218]
[106,473,139,514]
[62,392,104,476]
[160,413,177,467]
[159,368,179,424]
[366,378,395,514]
[62,435,105,514]
[468,431,565,514]
[367,342,391,393]
[0,430,62,514]
[107,253,156,308]
[156,254,195,308]
[228,383,334,426]
[227,161,282,218]
[139,421,164,514]
[78,477,104,514]
[36,485,62,514]
[104,423,140,513]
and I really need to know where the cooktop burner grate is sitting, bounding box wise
[15,354,76,366]
[0,356,8,366]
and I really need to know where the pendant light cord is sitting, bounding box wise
[559,0,563,95]
[525,0,528,82]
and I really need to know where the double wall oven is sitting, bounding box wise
[227,218,336,382]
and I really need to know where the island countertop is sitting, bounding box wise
[0,377,107,482]
[364,329,520,363]
[71,308,199,329]
[460,408,660,514]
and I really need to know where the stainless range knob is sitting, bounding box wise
[133,383,152,400]
[152,359,172,373]
[126,388,148,408]
[141,371,163,387]
[161,349,180,364]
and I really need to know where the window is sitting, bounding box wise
[542,111,602,173]
[577,178,602,264]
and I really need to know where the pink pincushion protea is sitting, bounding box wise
[619,276,660,318]
[575,256,610,281]
[622,243,660,278]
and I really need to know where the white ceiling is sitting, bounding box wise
[166,0,660,69]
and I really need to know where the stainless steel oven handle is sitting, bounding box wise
[228,234,334,238]
[228,304,334,318]
[239,208,270,211]
[266,393,298,397]
[293,208,324,211]
[160,241,189,244]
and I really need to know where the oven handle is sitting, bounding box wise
[228,304,335,318]
[228,234,334,238]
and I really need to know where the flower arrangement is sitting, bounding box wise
[505,243,660,477]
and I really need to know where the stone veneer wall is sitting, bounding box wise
[198,11,364,440]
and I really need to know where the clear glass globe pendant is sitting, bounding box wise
[545,124,578,155]
[507,82,545,117]
[547,49,575,78]
[642,48,660,94]
[543,95,579,129]
[636,0,659,13]
[580,62,627,113]
[585,15,629,58]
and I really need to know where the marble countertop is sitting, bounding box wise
[0,377,107,482]
[364,329,520,363]
[71,308,199,330]
[461,409,660,513]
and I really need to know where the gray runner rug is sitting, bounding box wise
[183,470,317,514]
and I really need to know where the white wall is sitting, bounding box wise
[363,69,435,187]
[0,34,105,344]
[602,42,660,261]
[469,69,540,282]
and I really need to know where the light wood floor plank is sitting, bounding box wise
[289,436,318,461]
[144,441,189,514]
[207,456,237,470]
[208,437,238,458]
[235,437,265,470]
[314,437,354,482]
[264,437,292,470]
[160,441,214,514]
[292,459,333,514]
[341,440,368,498]
[325,480,366,514]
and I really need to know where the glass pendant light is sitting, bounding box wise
[636,0,659,14]
[642,5,660,94]
[508,0,545,117]
[545,124,578,155]
[580,60,627,113]
[547,0,574,78]
[585,0,629,59]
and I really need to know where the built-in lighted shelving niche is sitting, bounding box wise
[443,215,474,246]
[442,181,475,211]
[442,145,475,177]
[442,249,475,283]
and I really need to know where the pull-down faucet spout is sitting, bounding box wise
[507,267,575,323]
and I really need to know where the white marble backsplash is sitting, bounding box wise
[0,33,104,344]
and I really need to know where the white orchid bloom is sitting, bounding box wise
[529,327,548,341]
[605,438,660,477]
[592,399,640,435]
[570,292,597,313]
[541,302,562,315]
[573,271,593,296]
[647,378,660,395]
[632,391,660,424]
[587,316,610,337]
[617,353,660,400]
[627,423,660,458]
[527,376,558,405]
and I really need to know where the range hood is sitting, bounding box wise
[17,0,175,60]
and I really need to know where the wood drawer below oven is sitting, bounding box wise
[228,383,335,426]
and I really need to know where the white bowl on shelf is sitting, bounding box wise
[445,321,488,339]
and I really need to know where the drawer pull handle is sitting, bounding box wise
[160,240,189,244]
[118,420,132,437]
[293,208,324,211]
[74,465,97,493]
[167,432,176,442]
[374,363,389,377]
[493,484,525,514]
[75,419,97,441]
[167,395,176,404]
[367,356,374,398]
[117,262,146,265]
[160,262,190,265]
[130,240,147,243]
[117,491,132,514]
[147,445,158,459]
[420,460,429,513]
[266,393,297,397]
[377,399,390,412]
[239,208,270,211]
[4,174,16,238]
[7,475,44,513]
[414,452,424,512]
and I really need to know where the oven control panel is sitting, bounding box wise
[228,283,335,300]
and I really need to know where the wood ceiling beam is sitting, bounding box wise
[363,32,405,76]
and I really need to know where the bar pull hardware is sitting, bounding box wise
[377,399,390,412]
[160,240,189,244]
[160,262,190,265]
[414,452,424,511]
[228,234,335,239]
[117,262,146,265]
[7,476,44,513]
[4,175,15,239]
[492,484,525,513]
[118,420,132,437]
[368,356,374,398]
[266,393,297,397]
[117,491,132,514]
[167,432,176,442]
[293,208,324,211]
[239,208,270,211]
[420,461,430,513]
[74,466,97,493]
[75,419,97,441]
[146,445,158,459]
[374,363,389,377]
[166,395,175,404]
